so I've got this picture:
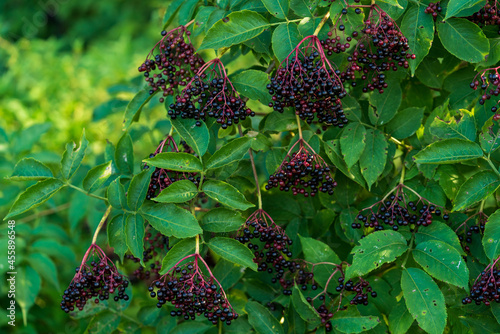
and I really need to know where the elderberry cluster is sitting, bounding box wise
[470,68,500,117]
[138,27,205,102]
[424,2,442,19]
[455,212,488,253]
[143,136,200,200]
[236,210,294,283]
[60,246,129,313]
[149,255,238,325]
[353,186,448,231]
[467,0,500,35]
[337,6,414,93]
[268,36,347,127]
[125,231,170,283]
[463,262,500,305]
[266,140,337,197]
[168,59,254,128]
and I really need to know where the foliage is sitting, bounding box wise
[3,0,500,333]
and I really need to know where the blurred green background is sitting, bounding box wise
[0,1,172,332]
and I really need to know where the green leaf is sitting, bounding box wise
[6,178,66,219]
[123,88,157,129]
[208,237,258,271]
[445,0,486,19]
[413,240,469,289]
[115,132,134,174]
[330,307,381,333]
[376,0,403,8]
[16,266,41,326]
[140,201,202,238]
[61,129,89,180]
[346,231,408,279]
[483,209,500,261]
[154,180,198,203]
[272,22,302,62]
[263,111,298,132]
[160,238,196,274]
[401,4,435,75]
[230,70,270,103]
[479,37,500,68]
[27,253,59,290]
[299,235,341,264]
[262,0,288,19]
[414,139,483,164]
[359,129,388,189]
[170,118,210,157]
[107,179,128,210]
[369,80,402,125]
[162,0,184,28]
[246,301,284,334]
[386,107,425,140]
[401,268,447,334]
[178,0,199,25]
[213,259,245,290]
[87,311,121,334]
[324,139,366,188]
[202,180,254,210]
[291,285,321,326]
[82,161,113,193]
[144,152,203,173]
[199,10,271,50]
[453,170,500,211]
[340,122,367,169]
[430,109,476,142]
[127,168,154,211]
[125,214,145,264]
[11,122,51,154]
[480,117,500,154]
[290,0,317,17]
[388,300,414,334]
[107,214,128,262]
[9,158,53,181]
[437,18,489,63]
[200,208,245,232]
[205,137,251,170]
[415,221,465,256]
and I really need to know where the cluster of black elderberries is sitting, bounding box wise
[470,67,500,119]
[463,259,500,305]
[467,0,500,35]
[266,139,337,197]
[455,212,488,253]
[125,231,170,283]
[267,35,347,127]
[168,58,255,128]
[353,184,448,232]
[235,209,294,282]
[424,2,442,19]
[333,5,414,94]
[148,254,238,325]
[143,135,200,200]
[138,26,205,102]
[60,245,129,313]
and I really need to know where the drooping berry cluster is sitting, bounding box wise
[455,212,488,253]
[267,35,348,127]
[336,5,414,93]
[168,58,254,128]
[60,244,129,313]
[149,254,238,325]
[138,26,205,102]
[467,0,500,35]
[282,262,376,332]
[353,184,449,232]
[266,139,337,197]
[424,2,442,19]
[463,258,500,305]
[235,209,294,282]
[143,135,200,200]
[470,66,500,119]
[125,231,170,283]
